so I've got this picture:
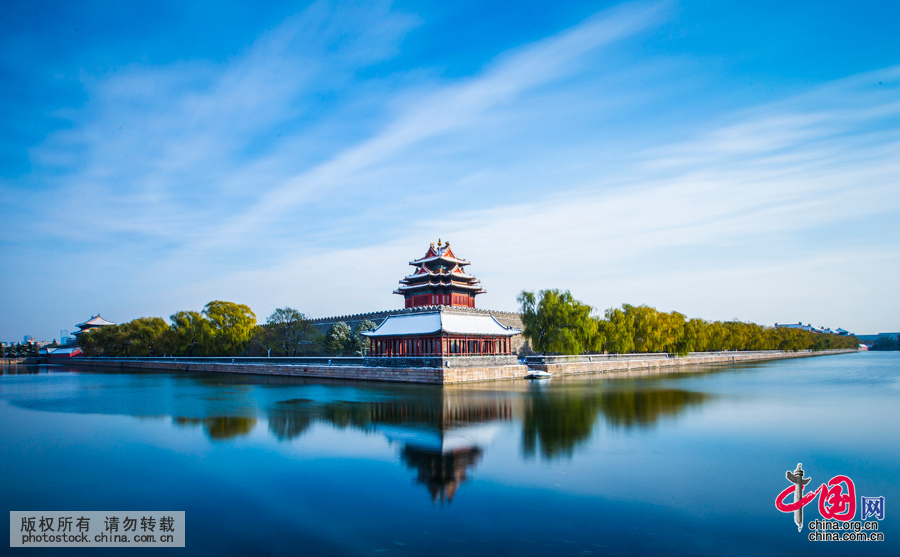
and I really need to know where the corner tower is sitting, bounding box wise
[394,240,485,308]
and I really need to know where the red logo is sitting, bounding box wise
[776,463,856,531]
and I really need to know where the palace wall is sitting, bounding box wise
[308,307,530,355]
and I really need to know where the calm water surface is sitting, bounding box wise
[1,352,897,555]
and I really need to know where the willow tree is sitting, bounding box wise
[518,289,601,355]
[621,304,685,353]
[121,317,172,356]
[203,301,257,355]
[170,310,213,356]
[263,307,319,356]
[169,301,256,356]
[599,307,635,354]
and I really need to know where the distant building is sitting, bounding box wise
[774,322,852,336]
[72,315,117,338]
[855,334,880,343]
[775,322,811,331]
[59,329,74,345]
[47,346,83,359]
[855,332,900,349]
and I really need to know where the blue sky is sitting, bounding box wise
[1,0,898,342]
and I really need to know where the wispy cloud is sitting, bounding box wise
[7,0,419,244]
[227,62,898,329]
[178,0,672,255]
[2,0,898,339]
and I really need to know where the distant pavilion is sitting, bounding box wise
[363,240,520,357]
[73,315,117,338]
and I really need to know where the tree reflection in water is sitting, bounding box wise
[169,383,711,499]
[267,398,315,440]
[173,416,258,440]
[599,388,709,428]
[522,389,602,460]
[522,388,710,459]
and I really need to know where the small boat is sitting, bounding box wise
[525,370,552,379]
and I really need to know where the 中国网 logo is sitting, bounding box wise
[775,463,885,542]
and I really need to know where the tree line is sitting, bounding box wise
[518,289,860,355]
[77,301,376,357]
[870,335,899,351]
[3,342,40,358]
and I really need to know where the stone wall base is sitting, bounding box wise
[526,349,857,376]
[60,358,529,384]
[57,349,857,384]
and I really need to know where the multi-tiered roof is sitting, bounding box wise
[73,315,117,337]
[363,241,520,357]
[395,240,485,308]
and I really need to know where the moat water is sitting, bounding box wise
[1,352,897,555]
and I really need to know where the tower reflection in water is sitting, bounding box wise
[268,391,515,503]
[172,381,711,501]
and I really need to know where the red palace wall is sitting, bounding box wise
[370,335,512,357]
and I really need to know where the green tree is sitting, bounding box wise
[621,305,686,353]
[724,321,748,351]
[706,321,730,351]
[599,307,635,354]
[79,324,129,356]
[872,335,899,351]
[324,322,353,356]
[120,317,172,356]
[518,289,601,354]
[77,331,100,356]
[170,311,213,356]
[202,301,257,356]
[349,320,377,356]
[660,311,686,354]
[677,318,708,354]
[263,307,318,356]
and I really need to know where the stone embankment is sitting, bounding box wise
[523,349,857,377]
[59,355,527,384]
[2,358,34,366]
[55,349,857,384]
